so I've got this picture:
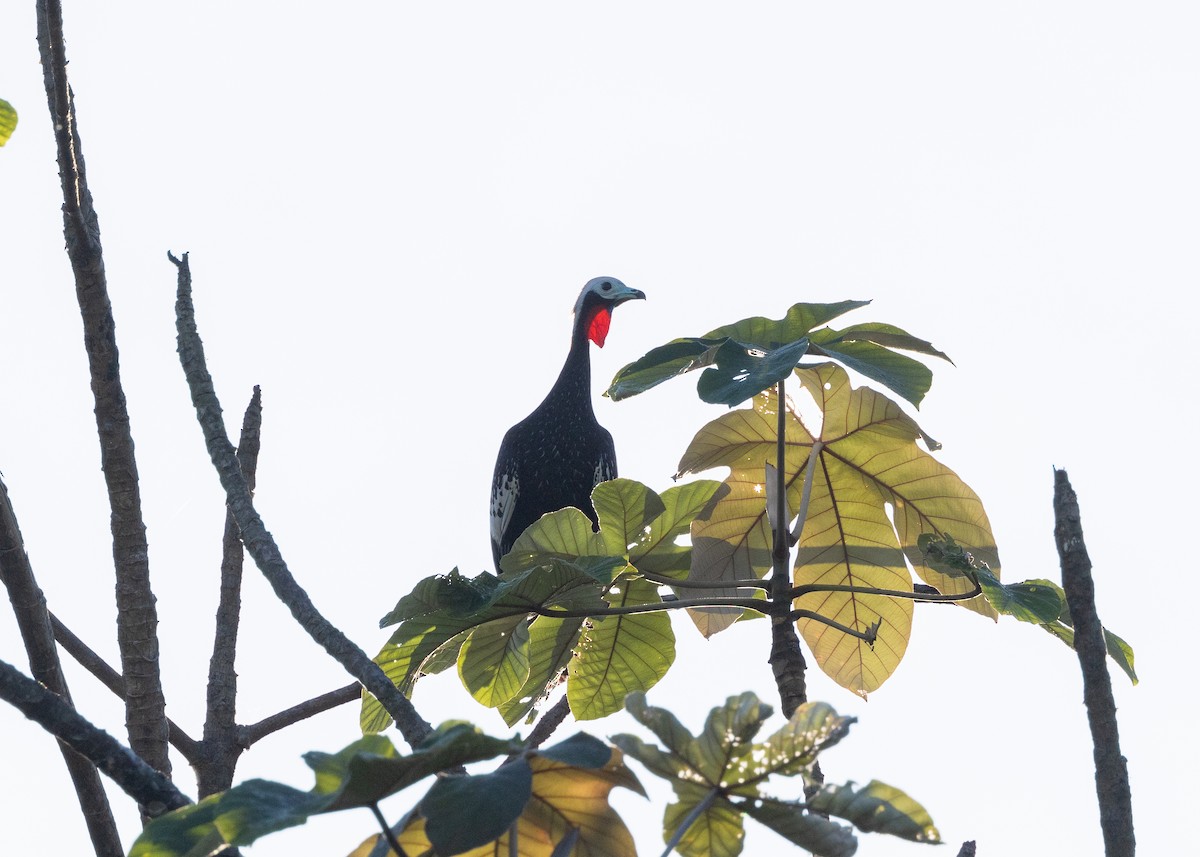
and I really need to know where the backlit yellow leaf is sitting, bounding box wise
[677,363,1000,696]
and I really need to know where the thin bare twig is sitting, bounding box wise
[169,251,433,748]
[1053,469,1134,857]
[239,683,361,748]
[36,0,169,777]
[50,613,202,763]
[1,477,122,855]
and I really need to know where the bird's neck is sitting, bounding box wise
[541,319,595,416]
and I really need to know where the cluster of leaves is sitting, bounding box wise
[613,691,939,857]
[130,723,640,857]
[606,301,1136,692]
[362,477,723,732]
[366,301,1134,739]
[133,691,939,857]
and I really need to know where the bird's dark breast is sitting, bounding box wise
[490,405,616,568]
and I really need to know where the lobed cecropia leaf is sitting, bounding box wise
[607,299,951,408]
[677,364,1000,695]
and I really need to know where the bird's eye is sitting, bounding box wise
[601,281,612,291]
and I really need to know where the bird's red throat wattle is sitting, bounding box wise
[586,306,613,347]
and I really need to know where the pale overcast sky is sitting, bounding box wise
[1,3,1197,855]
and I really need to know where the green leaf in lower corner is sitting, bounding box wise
[808,780,940,843]
[130,781,326,857]
[0,99,16,146]
[422,760,534,855]
[132,728,524,856]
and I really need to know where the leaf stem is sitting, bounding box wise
[789,578,983,603]
[638,569,770,591]
[369,802,409,857]
[790,441,824,544]
[787,611,880,644]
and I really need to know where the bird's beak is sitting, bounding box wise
[612,287,646,306]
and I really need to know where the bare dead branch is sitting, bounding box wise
[169,251,433,748]
[50,613,202,763]
[35,0,169,777]
[1,477,123,855]
[0,657,190,818]
[1054,469,1135,857]
[523,695,572,751]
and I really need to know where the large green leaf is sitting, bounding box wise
[664,781,745,857]
[808,780,940,843]
[423,759,533,854]
[0,99,16,147]
[616,693,835,792]
[607,300,950,408]
[628,479,724,577]
[458,615,532,708]
[607,301,866,402]
[592,477,667,555]
[678,364,1000,695]
[367,478,722,728]
[386,745,644,857]
[568,577,675,720]
[695,337,812,407]
[497,614,584,726]
[740,800,857,857]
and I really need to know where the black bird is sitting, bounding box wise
[490,277,646,571]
